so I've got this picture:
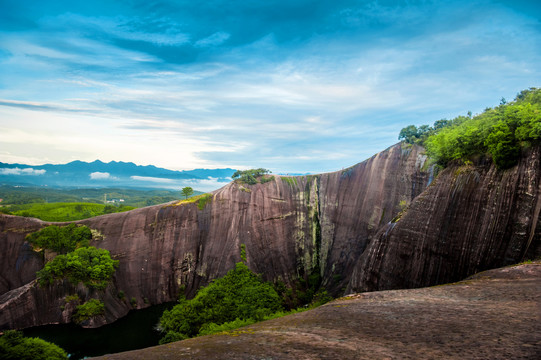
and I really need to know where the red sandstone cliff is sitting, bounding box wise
[1,142,539,330]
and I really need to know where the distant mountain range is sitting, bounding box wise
[0,160,236,191]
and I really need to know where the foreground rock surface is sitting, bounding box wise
[91,261,541,360]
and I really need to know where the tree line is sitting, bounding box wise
[399,88,540,169]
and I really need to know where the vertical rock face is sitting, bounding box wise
[0,216,44,295]
[347,146,541,293]
[1,142,539,330]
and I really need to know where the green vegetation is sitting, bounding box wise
[197,318,256,336]
[232,168,272,185]
[180,186,194,200]
[0,185,198,207]
[2,202,135,221]
[281,176,298,187]
[0,186,206,220]
[26,224,92,254]
[0,330,68,360]
[196,193,213,210]
[36,246,118,290]
[398,88,541,169]
[64,294,80,304]
[168,193,213,210]
[159,256,332,344]
[259,175,275,184]
[72,299,105,324]
[159,262,283,342]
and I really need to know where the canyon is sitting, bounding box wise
[0,142,540,331]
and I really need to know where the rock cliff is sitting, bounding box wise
[348,145,541,293]
[0,142,539,330]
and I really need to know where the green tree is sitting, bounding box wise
[26,224,92,254]
[231,168,271,184]
[485,121,520,169]
[181,187,194,200]
[398,125,419,144]
[159,262,282,342]
[0,330,67,360]
[37,246,119,290]
[420,88,540,169]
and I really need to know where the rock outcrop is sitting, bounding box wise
[90,261,541,360]
[348,145,541,293]
[1,142,539,330]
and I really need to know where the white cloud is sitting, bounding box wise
[0,167,46,175]
[130,176,176,183]
[184,177,230,190]
[195,32,231,47]
[90,172,112,180]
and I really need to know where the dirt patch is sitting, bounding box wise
[92,262,541,359]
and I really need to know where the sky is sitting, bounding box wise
[0,0,540,177]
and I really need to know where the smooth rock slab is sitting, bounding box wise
[91,261,541,360]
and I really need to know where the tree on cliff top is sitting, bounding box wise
[181,186,194,200]
[232,168,271,185]
[398,87,541,169]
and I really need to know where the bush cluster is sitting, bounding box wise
[399,87,540,169]
[0,330,67,360]
[36,246,118,290]
[26,223,92,254]
[72,299,105,324]
[159,262,283,342]
[232,168,272,185]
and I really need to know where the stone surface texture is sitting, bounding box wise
[91,261,541,360]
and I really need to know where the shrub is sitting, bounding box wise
[72,299,105,324]
[401,88,540,169]
[197,318,256,336]
[159,262,282,342]
[0,330,67,360]
[259,175,275,184]
[36,246,118,289]
[196,193,213,210]
[26,224,92,254]
[232,168,271,185]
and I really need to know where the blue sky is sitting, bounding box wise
[0,0,540,177]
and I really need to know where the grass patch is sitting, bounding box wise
[281,177,298,187]
[5,202,135,221]
[168,193,213,209]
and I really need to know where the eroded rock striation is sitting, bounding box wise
[348,145,541,293]
[1,142,539,330]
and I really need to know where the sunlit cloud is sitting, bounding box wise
[90,172,114,180]
[130,176,176,183]
[0,167,46,176]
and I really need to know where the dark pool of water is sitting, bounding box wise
[23,302,175,359]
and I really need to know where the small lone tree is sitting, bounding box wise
[181,186,194,200]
